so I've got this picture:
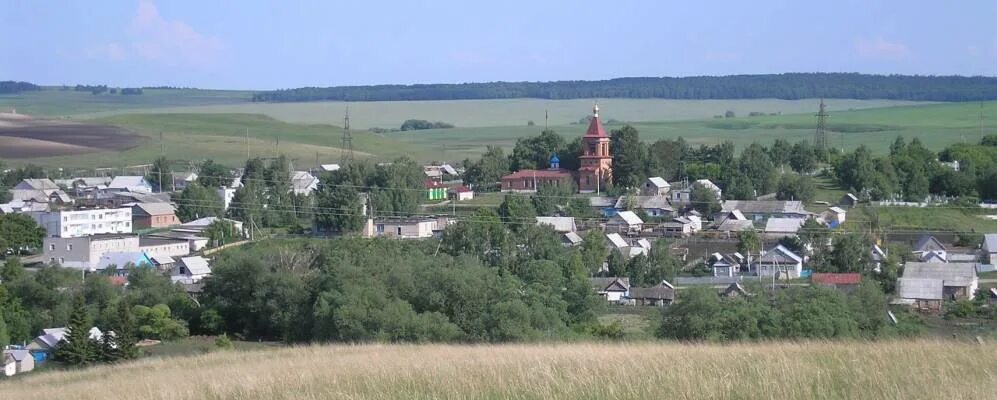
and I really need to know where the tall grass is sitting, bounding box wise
[2,340,994,399]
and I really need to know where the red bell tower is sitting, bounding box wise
[577,105,613,193]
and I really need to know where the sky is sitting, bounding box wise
[2,0,997,90]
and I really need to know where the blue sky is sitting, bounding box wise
[2,0,996,90]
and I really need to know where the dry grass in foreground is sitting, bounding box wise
[2,340,995,399]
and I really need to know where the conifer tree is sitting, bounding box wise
[54,295,97,366]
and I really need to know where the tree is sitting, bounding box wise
[133,304,189,340]
[768,138,792,169]
[737,230,761,257]
[649,240,681,284]
[226,183,264,225]
[610,125,648,189]
[314,184,364,233]
[777,174,816,202]
[789,141,819,174]
[463,146,511,190]
[690,183,721,215]
[146,156,173,192]
[498,195,536,232]
[738,143,778,195]
[0,213,46,255]
[817,233,872,273]
[0,309,9,348]
[2,257,25,282]
[97,299,139,361]
[509,129,565,171]
[580,230,609,274]
[203,220,241,247]
[54,295,98,366]
[648,137,689,181]
[197,159,231,188]
[723,172,755,200]
[174,184,222,222]
[532,181,575,216]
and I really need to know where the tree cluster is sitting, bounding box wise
[314,157,424,233]
[399,119,454,131]
[251,73,997,102]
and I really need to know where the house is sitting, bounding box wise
[763,217,806,237]
[912,235,946,260]
[614,195,673,218]
[716,210,754,233]
[605,233,648,259]
[218,186,237,211]
[821,206,847,228]
[0,200,49,214]
[11,178,71,206]
[660,216,695,237]
[811,273,862,292]
[562,231,583,247]
[897,278,944,313]
[919,250,948,263]
[720,200,810,224]
[899,262,978,301]
[536,216,577,233]
[171,256,211,284]
[131,203,179,229]
[590,277,630,302]
[500,169,574,193]
[720,282,750,298]
[669,179,722,203]
[423,164,459,181]
[290,171,319,196]
[425,180,447,201]
[982,234,997,265]
[449,186,474,201]
[362,217,450,239]
[139,236,192,259]
[753,244,803,279]
[149,255,177,271]
[177,217,244,235]
[628,281,675,306]
[107,176,153,193]
[642,177,670,196]
[606,211,643,234]
[30,207,132,238]
[840,193,859,207]
[2,349,33,376]
[94,251,155,274]
[710,252,745,277]
[170,172,198,190]
[150,231,210,252]
[43,234,140,270]
[27,327,103,356]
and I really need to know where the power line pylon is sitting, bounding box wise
[341,107,354,165]
[814,99,829,151]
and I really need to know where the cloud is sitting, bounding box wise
[854,37,909,59]
[86,1,223,69]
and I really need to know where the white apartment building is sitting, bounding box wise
[43,234,140,270]
[31,207,132,238]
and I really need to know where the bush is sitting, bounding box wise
[591,321,625,340]
[215,333,234,350]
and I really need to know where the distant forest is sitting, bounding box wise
[252,73,997,102]
[0,81,41,94]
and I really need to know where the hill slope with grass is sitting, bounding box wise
[2,341,994,400]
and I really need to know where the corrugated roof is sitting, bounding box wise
[898,277,943,300]
[764,217,806,233]
[722,200,808,214]
[563,232,583,244]
[590,277,629,291]
[759,245,802,264]
[133,202,176,216]
[179,256,211,275]
[536,216,576,233]
[647,177,669,188]
[605,233,628,249]
[108,176,149,189]
[902,262,977,287]
[501,169,573,180]
[812,273,862,285]
[914,235,946,253]
[613,211,643,226]
[983,234,997,253]
[95,252,153,271]
[4,349,31,362]
[629,282,675,300]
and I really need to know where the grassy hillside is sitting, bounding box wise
[62,98,927,128]
[15,113,420,169]
[0,88,252,116]
[3,341,994,399]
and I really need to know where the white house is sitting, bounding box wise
[983,234,997,265]
[107,176,153,193]
[606,233,648,259]
[590,277,630,302]
[43,234,140,270]
[362,217,450,239]
[754,244,803,279]
[642,177,670,196]
[176,217,245,235]
[218,186,237,211]
[171,256,212,284]
[290,171,320,196]
[536,216,577,233]
[448,186,474,201]
[30,207,132,238]
[710,252,745,277]
[606,211,643,234]
[2,349,33,376]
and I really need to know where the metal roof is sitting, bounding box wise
[646,177,670,188]
[902,262,977,287]
[722,200,808,215]
[179,256,211,275]
[605,233,628,249]
[983,234,997,252]
[764,217,806,233]
[613,211,644,226]
[536,217,576,233]
[898,277,943,300]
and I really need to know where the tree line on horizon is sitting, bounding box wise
[251,73,997,102]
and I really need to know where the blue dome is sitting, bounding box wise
[550,153,560,163]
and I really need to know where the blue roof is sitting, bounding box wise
[550,153,560,163]
[95,252,154,271]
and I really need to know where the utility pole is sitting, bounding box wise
[341,106,354,165]
[814,99,829,151]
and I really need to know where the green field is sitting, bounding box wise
[3,88,996,169]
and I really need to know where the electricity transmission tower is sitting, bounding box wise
[340,107,354,165]
[814,99,829,151]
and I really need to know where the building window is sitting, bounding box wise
[49,243,55,251]
[67,244,73,251]
[396,227,402,236]
[376,224,384,233]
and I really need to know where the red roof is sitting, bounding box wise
[450,186,472,193]
[107,276,128,286]
[584,115,607,137]
[811,273,861,285]
[501,169,573,180]
[424,180,446,189]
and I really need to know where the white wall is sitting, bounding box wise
[32,208,132,238]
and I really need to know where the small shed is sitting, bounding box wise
[590,277,630,302]
[2,349,34,375]
[606,211,643,234]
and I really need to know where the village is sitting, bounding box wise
[2,105,997,377]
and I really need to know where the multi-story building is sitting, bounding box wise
[43,234,139,270]
[30,207,132,238]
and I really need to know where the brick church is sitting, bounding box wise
[500,105,613,193]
